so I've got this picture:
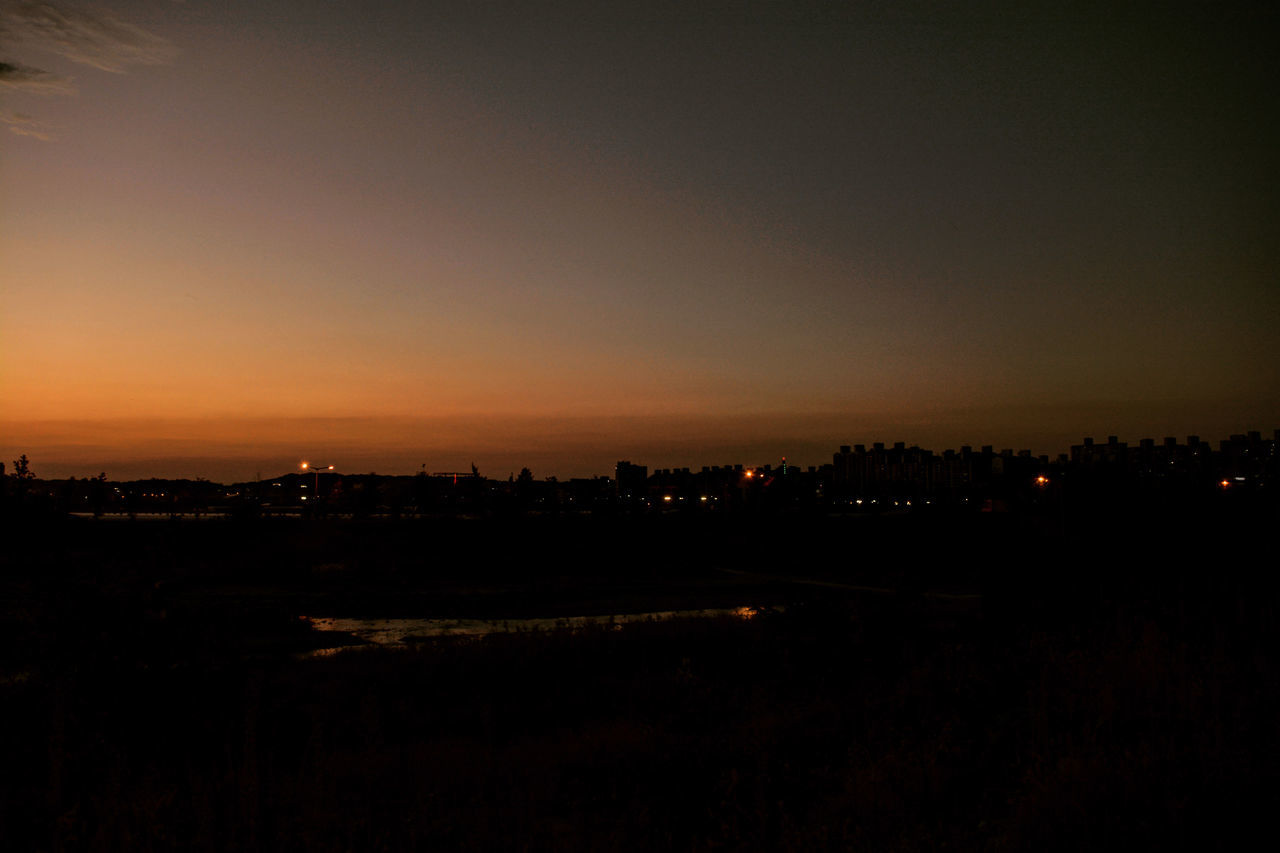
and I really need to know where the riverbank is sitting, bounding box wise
[5,593,1276,850]
[2,509,1276,849]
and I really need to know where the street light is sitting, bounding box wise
[300,461,335,501]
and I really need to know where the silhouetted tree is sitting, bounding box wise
[10,454,33,480]
[517,467,534,484]
[5,455,34,505]
[89,472,108,517]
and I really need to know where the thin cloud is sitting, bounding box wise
[2,109,55,139]
[0,1,176,140]
[0,59,74,94]
[0,1,177,72]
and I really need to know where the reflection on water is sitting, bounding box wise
[305,607,765,655]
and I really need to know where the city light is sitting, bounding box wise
[301,461,337,503]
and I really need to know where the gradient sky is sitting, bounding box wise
[2,0,1277,480]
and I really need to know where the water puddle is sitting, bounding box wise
[304,606,768,655]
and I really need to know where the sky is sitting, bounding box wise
[2,0,1277,480]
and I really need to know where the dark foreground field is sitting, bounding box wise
[2,508,1277,850]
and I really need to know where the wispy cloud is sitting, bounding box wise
[1,108,55,139]
[0,1,177,72]
[0,1,176,139]
[0,59,74,94]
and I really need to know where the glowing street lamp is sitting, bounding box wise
[300,461,335,500]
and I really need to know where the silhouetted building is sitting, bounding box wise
[615,461,647,500]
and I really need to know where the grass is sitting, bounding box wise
[2,508,1277,850]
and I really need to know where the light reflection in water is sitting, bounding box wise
[305,606,766,654]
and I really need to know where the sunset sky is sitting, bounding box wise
[3,0,1277,480]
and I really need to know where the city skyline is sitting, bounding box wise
[6,414,1274,484]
